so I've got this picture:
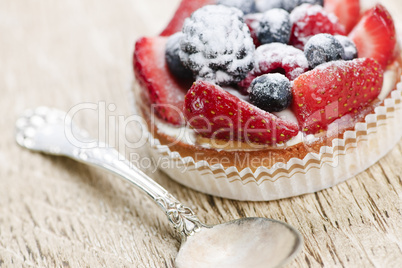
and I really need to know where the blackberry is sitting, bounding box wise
[165,32,193,79]
[256,0,323,12]
[216,0,257,14]
[180,5,255,86]
[257,8,291,44]
[249,73,292,112]
[334,35,358,61]
[304,34,345,69]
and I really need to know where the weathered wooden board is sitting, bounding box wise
[0,0,401,267]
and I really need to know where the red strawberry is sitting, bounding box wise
[244,13,262,47]
[348,4,397,69]
[292,58,384,134]
[324,0,360,34]
[290,4,346,50]
[133,36,190,125]
[238,43,309,92]
[160,0,216,37]
[184,81,299,145]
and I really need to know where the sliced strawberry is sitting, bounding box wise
[133,36,189,125]
[238,43,309,92]
[348,4,397,69]
[184,80,299,145]
[324,0,360,34]
[290,4,346,50]
[292,58,384,134]
[160,0,216,37]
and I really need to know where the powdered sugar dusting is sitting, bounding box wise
[255,0,282,12]
[334,35,358,61]
[304,33,344,68]
[256,0,323,12]
[289,3,344,49]
[217,0,256,14]
[244,12,264,29]
[314,58,353,71]
[180,5,255,85]
[290,4,320,24]
[250,73,289,99]
[258,8,291,44]
[254,43,309,79]
[290,3,339,26]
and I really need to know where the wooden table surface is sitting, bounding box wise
[1,0,402,267]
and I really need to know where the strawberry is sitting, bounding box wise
[160,0,216,37]
[290,4,346,50]
[133,36,190,125]
[184,80,299,145]
[292,58,384,134]
[348,4,397,69]
[324,0,360,34]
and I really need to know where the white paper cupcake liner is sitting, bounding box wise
[132,78,402,201]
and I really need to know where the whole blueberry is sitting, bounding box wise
[249,73,292,113]
[334,35,358,61]
[257,8,291,44]
[165,32,193,79]
[304,34,345,69]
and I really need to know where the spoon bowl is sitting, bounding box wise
[16,107,303,267]
[177,217,302,268]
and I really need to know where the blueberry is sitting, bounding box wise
[165,32,193,79]
[217,0,257,14]
[304,34,345,69]
[257,8,291,44]
[334,35,358,61]
[249,73,292,113]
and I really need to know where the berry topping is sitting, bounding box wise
[257,9,291,45]
[184,80,299,144]
[217,0,256,14]
[160,0,215,37]
[334,35,358,61]
[238,43,309,91]
[165,32,193,79]
[134,36,188,125]
[289,4,345,50]
[256,0,323,13]
[244,13,263,47]
[348,4,397,69]
[304,33,345,69]
[292,58,384,134]
[324,0,360,34]
[180,5,255,86]
[249,74,292,113]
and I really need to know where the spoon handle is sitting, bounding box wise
[75,145,204,240]
[15,107,204,241]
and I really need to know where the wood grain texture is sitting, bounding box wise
[1,0,402,267]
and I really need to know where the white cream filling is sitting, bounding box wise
[379,70,397,100]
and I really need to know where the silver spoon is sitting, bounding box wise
[15,107,303,268]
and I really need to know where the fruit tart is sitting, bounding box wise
[132,0,402,201]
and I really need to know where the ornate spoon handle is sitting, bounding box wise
[15,107,205,241]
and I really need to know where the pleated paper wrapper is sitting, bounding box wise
[131,80,402,201]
